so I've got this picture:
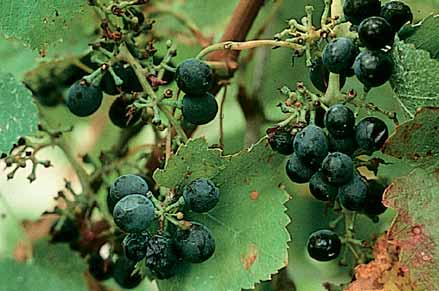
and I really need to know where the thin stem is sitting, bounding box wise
[55,138,92,196]
[158,104,188,142]
[219,86,228,149]
[196,40,304,59]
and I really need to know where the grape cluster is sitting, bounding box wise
[103,175,219,285]
[176,59,218,125]
[275,104,389,261]
[315,1,413,90]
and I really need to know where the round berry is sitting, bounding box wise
[182,93,218,125]
[113,194,155,233]
[266,126,295,155]
[176,58,213,95]
[363,179,388,216]
[88,252,113,281]
[307,229,341,262]
[293,125,329,168]
[309,171,339,201]
[122,233,150,262]
[328,133,357,156]
[321,152,354,185]
[322,38,359,74]
[175,222,215,263]
[343,0,381,25]
[109,96,142,128]
[109,174,149,206]
[355,117,389,152]
[338,174,368,211]
[145,235,178,279]
[380,1,413,33]
[65,80,103,117]
[358,16,395,49]
[286,153,316,184]
[354,50,394,88]
[183,178,220,213]
[113,256,143,289]
[309,57,347,92]
[324,104,355,137]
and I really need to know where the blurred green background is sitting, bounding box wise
[0,0,437,290]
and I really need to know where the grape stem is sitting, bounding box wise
[196,40,305,60]
[119,44,188,142]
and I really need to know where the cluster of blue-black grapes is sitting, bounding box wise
[269,104,389,261]
[310,0,413,91]
[103,174,219,286]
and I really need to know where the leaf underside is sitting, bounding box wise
[390,42,439,117]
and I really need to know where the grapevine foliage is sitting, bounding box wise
[0,72,38,153]
[390,41,439,116]
[0,0,88,51]
[155,139,290,291]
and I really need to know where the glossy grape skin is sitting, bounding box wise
[355,117,389,152]
[358,16,395,50]
[324,104,356,137]
[293,125,329,168]
[309,171,339,201]
[307,229,342,261]
[321,152,354,185]
[338,174,368,211]
[322,38,359,74]
[380,1,413,33]
[354,50,394,88]
[343,0,381,25]
[286,153,316,184]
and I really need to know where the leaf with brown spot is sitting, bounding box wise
[155,138,291,291]
[241,244,258,270]
[382,168,439,291]
[344,235,418,291]
[383,107,439,166]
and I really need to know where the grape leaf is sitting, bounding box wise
[383,168,439,291]
[0,240,87,291]
[383,107,439,165]
[344,235,417,291]
[399,14,439,59]
[390,42,439,117]
[0,1,87,51]
[0,72,38,154]
[154,138,290,291]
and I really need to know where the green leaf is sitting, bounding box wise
[400,14,439,59]
[153,139,226,189]
[154,138,290,291]
[390,41,439,117]
[383,107,439,165]
[0,1,88,51]
[0,72,38,153]
[383,167,439,291]
[0,240,87,291]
